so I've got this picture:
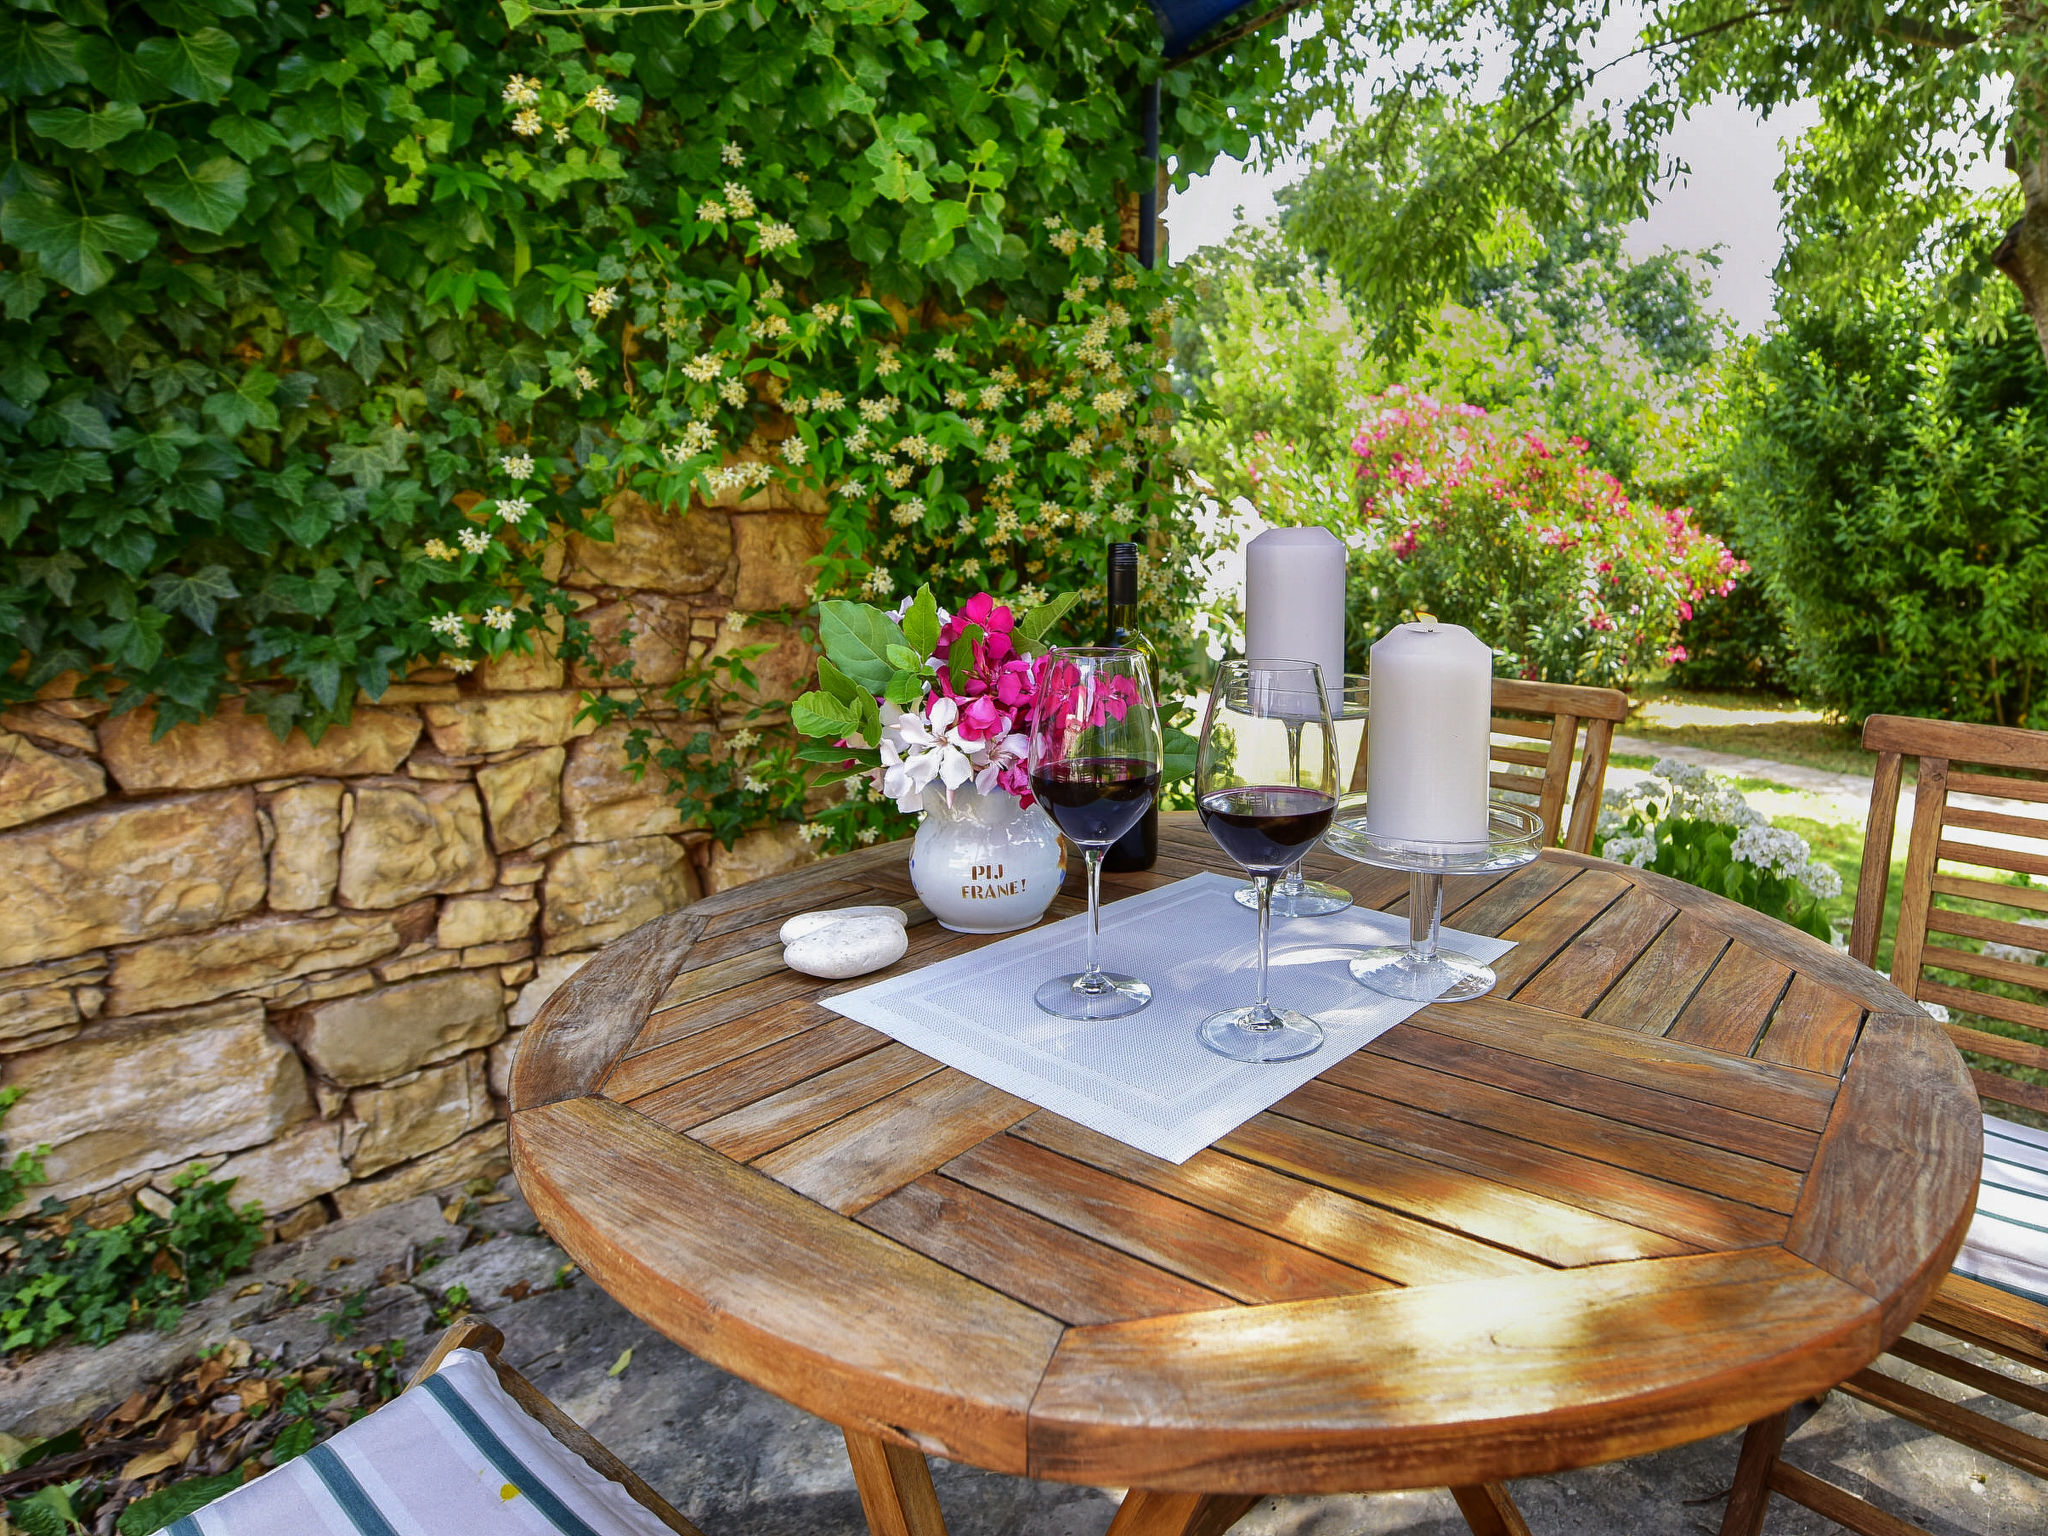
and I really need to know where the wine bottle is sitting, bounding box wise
[1102,541,1161,872]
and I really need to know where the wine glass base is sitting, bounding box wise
[1036,971,1152,1020]
[1232,878,1353,918]
[1347,944,1497,1002]
[1198,1006,1324,1062]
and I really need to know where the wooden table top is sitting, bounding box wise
[507,812,1981,1496]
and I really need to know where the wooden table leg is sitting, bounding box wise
[1449,1483,1533,1536]
[843,1428,948,1536]
[1718,1410,1789,1536]
[1105,1491,1260,1536]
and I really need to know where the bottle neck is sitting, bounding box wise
[1105,598,1140,645]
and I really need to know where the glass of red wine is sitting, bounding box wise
[1195,659,1339,1062]
[1028,647,1164,1019]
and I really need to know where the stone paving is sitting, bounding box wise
[4,1177,2042,1535]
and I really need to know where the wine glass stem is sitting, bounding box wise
[1282,721,1306,898]
[1080,845,1106,990]
[1410,871,1443,963]
[1252,873,1277,1026]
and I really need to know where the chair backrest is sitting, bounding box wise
[1347,676,1629,853]
[1851,714,2048,1120]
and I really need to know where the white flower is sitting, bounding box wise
[423,538,455,560]
[797,821,828,843]
[724,182,756,218]
[586,286,618,319]
[727,727,760,751]
[495,497,531,524]
[501,453,533,479]
[858,396,896,422]
[816,389,846,412]
[502,75,540,106]
[934,343,956,362]
[723,609,750,633]
[697,199,728,222]
[584,86,618,114]
[457,527,492,554]
[743,772,767,793]
[856,826,879,843]
[482,605,516,632]
[443,654,475,673]
[682,353,721,383]
[781,437,807,467]
[891,497,927,526]
[573,366,598,393]
[554,124,570,143]
[718,377,748,407]
[511,108,542,137]
[864,567,895,597]
[721,141,745,166]
[758,221,797,253]
[429,612,470,642]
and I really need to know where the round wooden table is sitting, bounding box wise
[508,813,1980,1536]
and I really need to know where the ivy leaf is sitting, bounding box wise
[18,551,86,603]
[143,156,251,233]
[26,101,146,150]
[0,270,48,321]
[278,292,364,355]
[209,113,286,161]
[901,584,940,658]
[47,396,114,449]
[295,159,375,221]
[134,27,237,103]
[0,18,89,96]
[104,129,181,175]
[0,191,157,295]
[76,35,169,104]
[201,367,280,436]
[149,564,238,633]
[818,600,907,693]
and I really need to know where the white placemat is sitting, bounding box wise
[822,871,1514,1163]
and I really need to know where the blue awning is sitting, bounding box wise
[1152,0,1263,56]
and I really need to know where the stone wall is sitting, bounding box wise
[0,491,823,1238]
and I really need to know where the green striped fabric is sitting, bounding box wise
[1952,1112,2048,1307]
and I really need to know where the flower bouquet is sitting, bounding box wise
[792,585,1084,932]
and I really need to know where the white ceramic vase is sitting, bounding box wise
[909,787,1066,934]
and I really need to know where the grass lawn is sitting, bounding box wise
[1622,684,1869,777]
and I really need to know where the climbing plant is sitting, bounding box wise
[0,0,1295,741]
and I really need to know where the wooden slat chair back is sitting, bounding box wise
[1719,712,2048,1536]
[1348,677,1629,853]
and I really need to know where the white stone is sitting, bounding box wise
[782,915,908,980]
[778,906,909,945]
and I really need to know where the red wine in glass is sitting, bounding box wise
[1032,758,1161,847]
[1197,786,1336,874]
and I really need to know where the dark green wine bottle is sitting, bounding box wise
[1102,541,1160,872]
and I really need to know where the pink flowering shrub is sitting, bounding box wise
[1345,390,1739,686]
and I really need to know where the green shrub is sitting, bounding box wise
[1721,283,2048,726]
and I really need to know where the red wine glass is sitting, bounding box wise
[1028,647,1164,1019]
[1195,659,1339,1061]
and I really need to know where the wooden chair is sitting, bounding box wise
[1349,677,1628,853]
[165,1317,704,1535]
[1719,712,2048,1536]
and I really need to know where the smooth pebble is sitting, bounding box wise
[778,905,909,945]
[783,914,910,979]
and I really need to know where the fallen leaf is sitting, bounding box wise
[326,1255,356,1270]
[442,1198,466,1224]
[194,1358,228,1398]
[476,1193,511,1206]
[233,1283,265,1299]
[220,1339,252,1369]
[500,1280,533,1302]
[376,1263,409,1287]
[606,1348,632,1378]
[138,1390,174,1427]
[109,1390,152,1426]
[120,1426,197,1481]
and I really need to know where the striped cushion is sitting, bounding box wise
[1951,1113,2048,1309]
[170,1349,674,1536]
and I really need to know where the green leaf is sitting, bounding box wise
[947,622,984,693]
[142,156,251,234]
[115,1471,241,1535]
[883,642,921,673]
[0,18,89,96]
[500,0,532,26]
[901,584,940,658]
[817,600,907,693]
[134,27,237,103]
[815,654,862,705]
[296,159,375,221]
[208,113,286,161]
[26,101,145,150]
[47,396,112,449]
[1016,589,1081,646]
[201,367,280,435]
[105,129,181,175]
[0,192,157,295]
[76,35,169,104]
[278,292,364,355]
[790,689,857,738]
[149,565,238,632]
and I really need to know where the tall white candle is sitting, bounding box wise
[1367,621,1492,845]
[1244,527,1346,693]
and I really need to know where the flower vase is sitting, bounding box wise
[910,788,1066,934]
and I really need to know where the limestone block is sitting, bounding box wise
[705,823,816,894]
[294,968,506,1087]
[569,594,693,687]
[421,693,595,756]
[267,782,344,911]
[560,725,684,842]
[508,954,591,1030]
[374,950,460,983]
[1,1000,310,1206]
[345,1054,491,1178]
[105,911,403,1016]
[480,613,566,691]
[98,699,420,792]
[438,896,535,949]
[731,512,825,610]
[0,729,107,831]
[338,782,495,909]
[1,705,98,753]
[710,618,814,707]
[0,790,267,968]
[542,838,699,953]
[332,1123,509,1219]
[475,747,563,852]
[462,940,532,967]
[487,1029,522,1098]
[563,490,730,594]
[0,987,80,1050]
[208,1119,350,1214]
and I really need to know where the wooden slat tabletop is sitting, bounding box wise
[507,812,1981,1497]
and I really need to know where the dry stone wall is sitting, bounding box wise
[0,493,824,1239]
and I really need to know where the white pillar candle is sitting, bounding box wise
[1244,527,1346,693]
[1367,621,1492,845]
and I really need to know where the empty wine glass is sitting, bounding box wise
[1195,659,1339,1061]
[1028,648,1164,1019]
